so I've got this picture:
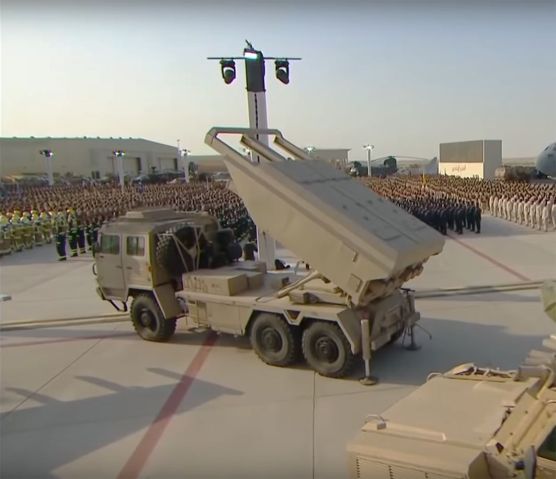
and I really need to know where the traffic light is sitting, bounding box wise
[220,59,236,84]
[275,60,290,84]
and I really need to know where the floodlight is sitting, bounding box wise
[275,60,290,84]
[220,59,236,84]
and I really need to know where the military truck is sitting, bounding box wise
[94,127,444,378]
[347,281,556,477]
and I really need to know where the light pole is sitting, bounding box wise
[208,41,301,270]
[39,149,54,186]
[180,148,190,182]
[363,144,375,177]
[113,150,126,191]
[305,146,315,158]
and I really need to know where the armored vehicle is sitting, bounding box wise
[347,281,556,478]
[94,127,444,378]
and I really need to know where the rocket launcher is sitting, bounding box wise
[205,127,445,307]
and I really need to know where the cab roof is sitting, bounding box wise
[101,208,217,235]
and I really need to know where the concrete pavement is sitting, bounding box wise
[1,215,555,478]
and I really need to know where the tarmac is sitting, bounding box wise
[1,215,555,479]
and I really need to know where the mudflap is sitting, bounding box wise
[336,309,362,355]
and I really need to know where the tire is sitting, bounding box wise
[302,321,356,378]
[130,294,176,342]
[155,226,195,277]
[249,313,300,367]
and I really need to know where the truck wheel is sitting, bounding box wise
[130,294,176,342]
[249,313,300,367]
[302,322,356,378]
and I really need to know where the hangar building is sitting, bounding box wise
[0,137,228,179]
[439,140,502,180]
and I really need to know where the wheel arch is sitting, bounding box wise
[127,285,182,320]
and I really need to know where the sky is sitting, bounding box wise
[1,0,555,161]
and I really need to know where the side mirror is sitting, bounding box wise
[542,281,556,322]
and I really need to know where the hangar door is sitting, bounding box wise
[158,157,178,172]
[108,157,142,176]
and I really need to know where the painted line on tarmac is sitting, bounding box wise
[117,332,218,479]
[448,234,531,282]
[0,314,128,331]
[414,280,544,298]
[0,331,135,348]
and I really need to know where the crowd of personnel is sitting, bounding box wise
[366,174,556,235]
[489,194,556,231]
[1,175,555,260]
[0,182,255,260]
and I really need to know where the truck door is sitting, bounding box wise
[123,235,148,286]
[96,233,126,299]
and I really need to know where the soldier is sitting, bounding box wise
[20,212,34,249]
[54,211,68,261]
[67,208,79,257]
[0,213,12,255]
[76,211,87,255]
[517,199,524,225]
[31,210,44,246]
[40,211,53,244]
[466,203,476,232]
[474,202,482,234]
[542,201,550,232]
[10,211,24,252]
[85,214,95,252]
[546,195,555,231]
[535,201,543,231]
[454,204,463,234]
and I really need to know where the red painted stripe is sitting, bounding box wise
[448,234,531,282]
[0,332,134,348]
[117,332,217,479]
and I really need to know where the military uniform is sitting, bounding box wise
[10,212,24,252]
[54,212,68,261]
[0,214,12,255]
[76,213,87,254]
[31,211,44,246]
[20,212,34,249]
[67,210,79,257]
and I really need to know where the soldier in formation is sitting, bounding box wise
[367,174,555,234]
[490,193,556,231]
[0,181,254,259]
